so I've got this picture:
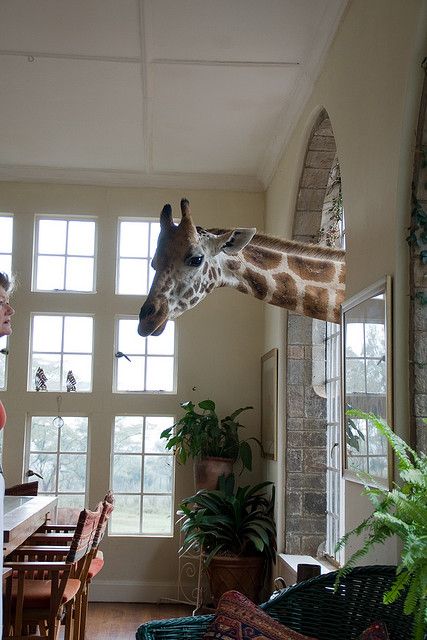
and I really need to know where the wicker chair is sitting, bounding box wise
[136,566,415,640]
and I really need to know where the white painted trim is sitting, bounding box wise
[277,553,335,587]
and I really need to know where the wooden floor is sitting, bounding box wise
[85,602,194,640]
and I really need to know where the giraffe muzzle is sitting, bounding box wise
[138,301,168,336]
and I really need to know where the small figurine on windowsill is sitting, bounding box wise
[66,370,76,392]
[35,367,47,391]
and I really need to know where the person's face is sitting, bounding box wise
[0,285,15,337]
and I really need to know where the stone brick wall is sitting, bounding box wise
[411,72,427,454]
[284,110,336,555]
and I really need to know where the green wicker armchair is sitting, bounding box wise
[136,566,416,640]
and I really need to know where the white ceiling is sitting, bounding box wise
[0,0,348,192]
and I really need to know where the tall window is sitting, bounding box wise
[29,314,94,392]
[0,215,13,391]
[116,219,160,295]
[111,415,174,535]
[33,216,96,292]
[114,317,175,392]
[27,416,88,523]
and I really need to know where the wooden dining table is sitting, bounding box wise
[3,495,57,556]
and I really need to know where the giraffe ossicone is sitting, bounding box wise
[138,198,345,337]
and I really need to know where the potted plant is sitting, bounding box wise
[161,399,260,489]
[177,473,277,605]
[336,410,427,640]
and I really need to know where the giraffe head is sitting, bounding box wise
[138,199,256,336]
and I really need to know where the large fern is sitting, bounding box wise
[335,411,427,640]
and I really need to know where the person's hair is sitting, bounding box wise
[0,272,12,292]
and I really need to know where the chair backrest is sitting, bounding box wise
[92,490,115,548]
[5,480,38,496]
[66,504,102,564]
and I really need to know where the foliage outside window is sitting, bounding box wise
[116,219,160,295]
[114,317,175,393]
[111,415,174,536]
[33,216,96,292]
[29,314,94,392]
[28,416,88,523]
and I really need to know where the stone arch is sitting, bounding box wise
[285,108,339,555]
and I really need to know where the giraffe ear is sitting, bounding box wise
[214,228,256,255]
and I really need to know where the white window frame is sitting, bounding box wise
[113,315,177,394]
[25,413,90,510]
[116,218,160,296]
[32,214,98,293]
[110,414,175,537]
[28,312,95,393]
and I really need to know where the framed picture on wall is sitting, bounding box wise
[261,348,278,460]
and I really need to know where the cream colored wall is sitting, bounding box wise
[264,0,427,563]
[0,182,265,601]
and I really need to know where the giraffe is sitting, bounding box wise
[138,199,345,337]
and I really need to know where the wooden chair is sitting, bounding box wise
[3,504,101,640]
[5,481,39,496]
[21,491,115,640]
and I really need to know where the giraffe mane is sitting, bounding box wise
[205,228,345,262]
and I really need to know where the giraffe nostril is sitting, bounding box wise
[140,303,155,320]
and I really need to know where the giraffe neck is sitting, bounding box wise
[213,231,345,324]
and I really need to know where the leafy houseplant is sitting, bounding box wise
[336,410,427,640]
[177,473,276,604]
[161,399,259,473]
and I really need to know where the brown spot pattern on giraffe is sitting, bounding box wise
[303,285,329,319]
[243,246,282,270]
[270,273,298,310]
[202,262,209,275]
[226,259,240,272]
[183,288,194,299]
[288,255,335,282]
[189,297,199,305]
[243,268,268,300]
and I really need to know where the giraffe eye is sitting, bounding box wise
[186,255,204,268]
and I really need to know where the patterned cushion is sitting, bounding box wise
[203,590,318,640]
[359,622,389,640]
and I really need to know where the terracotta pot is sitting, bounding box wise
[193,457,234,491]
[206,555,267,605]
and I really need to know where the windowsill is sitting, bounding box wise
[277,553,336,586]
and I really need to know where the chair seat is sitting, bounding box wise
[11,577,81,609]
[88,552,104,580]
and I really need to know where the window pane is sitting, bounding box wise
[111,495,141,534]
[58,454,87,491]
[31,354,61,391]
[366,360,386,394]
[64,316,93,353]
[149,223,161,256]
[143,455,173,493]
[112,454,141,492]
[345,323,364,357]
[67,221,95,256]
[0,217,13,253]
[120,221,149,257]
[346,359,365,393]
[118,318,146,355]
[56,494,84,525]
[62,354,92,391]
[29,453,57,492]
[65,257,94,291]
[38,219,67,254]
[33,316,63,352]
[118,258,148,295]
[59,417,88,453]
[146,357,174,391]
[30,417,59,452]
[145,417,174,453]
[147,322,175,355]
[0,255,12,275]
[114,417,143,453]
[142,495,172,535]
[117,356,145,391]
[36,256,65,290]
